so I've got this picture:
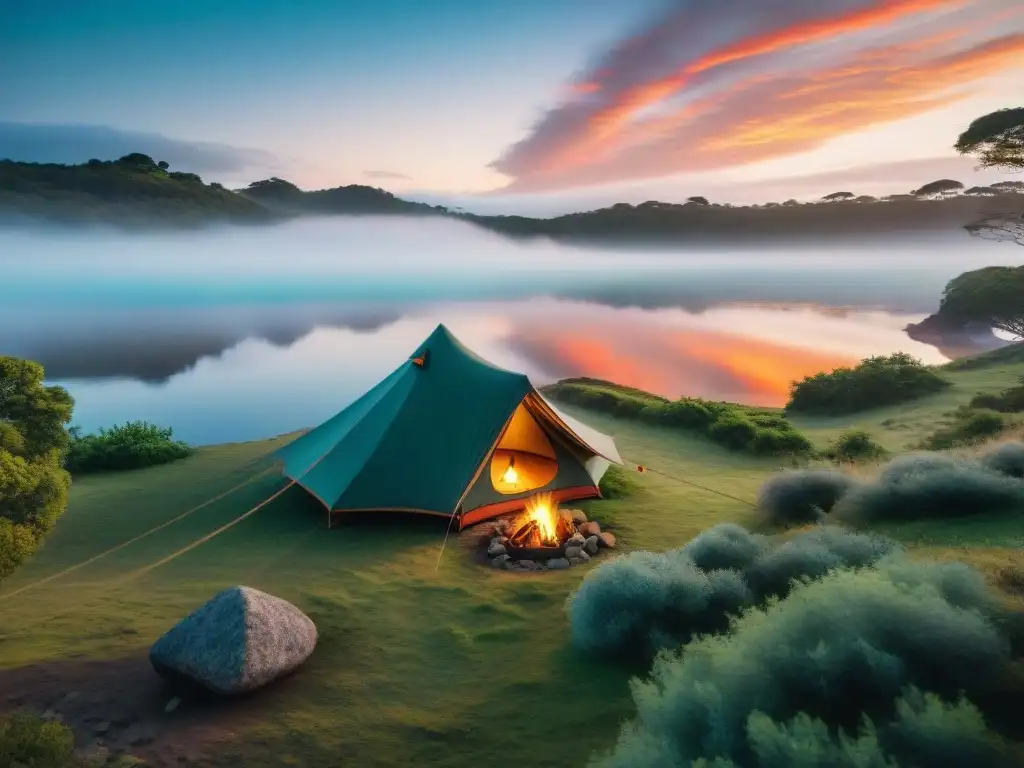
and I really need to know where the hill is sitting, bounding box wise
[463,192,1024,245]
[0,154,273,228]
[238,176,449,216]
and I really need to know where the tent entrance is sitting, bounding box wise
[488,402,558,495]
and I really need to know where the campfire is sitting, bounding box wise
[506,493,576,552]
[482,494,617,572]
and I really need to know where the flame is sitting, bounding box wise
[502,466,518,485]
[525,492,559,545]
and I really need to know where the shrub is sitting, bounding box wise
[822,430,889,463]
[786,353,950,416]
[65,420,193,474]
[980,441,1024,479]
[833,456,1024,524]
[756,469,860,526]
[970,377,1024,413]
[544,382,812,457]
[589,560,1014,768]
[567,524,897,660]
[0,711,77,768]
[919,409,1008,451]
[0,517,38,580]
[598,465,639,499]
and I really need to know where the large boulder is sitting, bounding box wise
[149,586,317,695]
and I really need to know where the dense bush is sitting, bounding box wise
[821,429,889,463]
[65,420,193,474]
[598,464,640,498]
[0,357,74,582]
[980,441,1024,479]
[919,408,1009,450]
[833,453,1024,524]
[786,353,950,415]
[756,469,860,526]
[566,524,897,661]
[545,383,812,457]
[970,377,1024,413]
[589,560,1015,768]
[0,710,77,767]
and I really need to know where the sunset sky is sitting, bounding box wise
[4,0,1023,213]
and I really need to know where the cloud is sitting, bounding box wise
[0,122,282,177]
[492,0,1024,193]
[364,170,413,181]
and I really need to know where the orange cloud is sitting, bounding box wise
[492,0,1023,193]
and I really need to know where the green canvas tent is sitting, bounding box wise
[274,323,622,529]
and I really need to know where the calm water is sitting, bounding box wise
[1,216,1019,445]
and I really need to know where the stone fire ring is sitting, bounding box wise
[483,509,617,572]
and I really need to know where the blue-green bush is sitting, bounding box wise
[833,457,1024,524]
[65,420,193,474]
[588,561,1014,768]
[980,441,1024,479]
[567,525,897,660]
[756,469,860,526]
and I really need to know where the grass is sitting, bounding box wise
[1,351,1023,766]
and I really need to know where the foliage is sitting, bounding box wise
[914,179,964,197]
[979,441,1024,479]
[0,357,73,582]
[832,452,1024,525]
[599,464,640,499]
[756,469,860,526]
[65,420,193,475]
[786,353,950,415]
[822,191,854,201]
[970,376,1024,413]
[918,408,1009,451]
[821,430,889,463]
[938,267,1024,339]
[0,710,77,768]
[566,524,897,661]
[588,560,1014,768]
[544,381,812,457]
[955,107,1024,171]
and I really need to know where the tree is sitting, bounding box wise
[822,191,854,201]
[938,266,1024,338]
[914,179,964,197]
[115,152,157,169]
[955,107,1024,171]
[157,160,170,170]
[964,186,998,196]
[0,357,74,581]
[686,195,710,206]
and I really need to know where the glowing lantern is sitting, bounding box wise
[502,456,518,486]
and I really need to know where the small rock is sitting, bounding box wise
[547,558,571,570]
[597,532,617,549]
[41,709,63,722]
[584,535,600,555]
[60,691,80,704]
[491,553,511,569]
[566,533,586,548]
[164,696,182,714]
[578,521,601,537]
[568,557,586,565]
[517,559,538,571]
[487,542,508,557]
[121,722,156,746]
[94,720,111,735]
[564,545,584,560]
[570,509,588,524]
[6,693,26,705]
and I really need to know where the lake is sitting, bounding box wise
[1,216,1019,445]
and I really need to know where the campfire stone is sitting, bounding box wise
[517,560,538,571]
[597,532,617,549]
[584,535,600,555]
[567,533,586,549]
[568,552,590,565]
[565,545,584,561]
[149,585,317,696]
[570,509,588,524]
[491,554,511,569]
[487,542,508,557]
[579,521,601,537]
[547,558,571,570]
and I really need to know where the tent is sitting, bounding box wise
[274,323,622,529]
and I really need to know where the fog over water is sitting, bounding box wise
[2,216,1018,445]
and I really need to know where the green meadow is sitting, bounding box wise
[2,348,1023,767]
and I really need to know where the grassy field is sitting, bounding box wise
[1,349,1023,767]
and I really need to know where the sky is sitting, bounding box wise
[3,0,1023,214]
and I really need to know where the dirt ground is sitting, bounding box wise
[0,654,293,767]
